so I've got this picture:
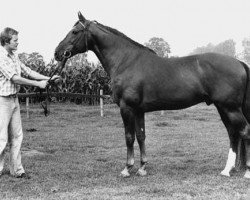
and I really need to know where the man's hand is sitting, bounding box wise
[37,80,48,89]
[50,75,62,84]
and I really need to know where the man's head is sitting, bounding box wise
[0,27,19,52]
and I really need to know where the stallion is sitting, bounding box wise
[55,12,250,178]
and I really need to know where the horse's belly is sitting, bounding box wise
[141,97,203,112]
[141,86,205,112]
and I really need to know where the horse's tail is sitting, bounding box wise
[235,60,250,170]
[241,61,250,122]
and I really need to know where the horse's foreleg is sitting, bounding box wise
[120,106,136,177]
[135,112,148,176]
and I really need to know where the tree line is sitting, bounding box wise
[144,37,250,65]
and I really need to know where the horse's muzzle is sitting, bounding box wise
[54,51,62,61]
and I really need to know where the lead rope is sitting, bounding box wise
[41,57,68,116]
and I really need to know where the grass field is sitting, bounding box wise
[0,102,250,199]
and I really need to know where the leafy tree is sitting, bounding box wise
[66,53,89,71]
[214,39,236,57]
[190,39,236,57]
[61,53,92,93]
[19,52,46,72]
[18,52,48,94]
[191,43,215,55]
[144,37,171,58]
[242,38,250,65]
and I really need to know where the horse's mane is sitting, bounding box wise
[95,21,156,54]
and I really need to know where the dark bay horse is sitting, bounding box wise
[55,12,250,178]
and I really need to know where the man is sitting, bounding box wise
[0,27,60,179]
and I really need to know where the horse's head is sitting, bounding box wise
[55,12,91,61]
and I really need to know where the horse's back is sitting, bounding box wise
[114,52,247,111]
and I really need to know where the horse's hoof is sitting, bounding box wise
[220,170,230,177]
[136,168,147,176]
[244,170,250,179]
[120,168,131,178]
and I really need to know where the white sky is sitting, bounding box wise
[1,0,250,63]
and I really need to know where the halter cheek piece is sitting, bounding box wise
[79,20,91,52]
[79,21,86,29]
[65,20,91,55]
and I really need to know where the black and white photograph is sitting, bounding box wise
[0,0,250,199]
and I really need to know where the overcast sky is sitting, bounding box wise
[1,0,250,63]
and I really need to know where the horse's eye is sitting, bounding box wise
[72,30,78,35]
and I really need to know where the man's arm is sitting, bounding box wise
[29,70,50,80]
[28,70,61,82]
[19,60,60,81]
[11,75,47,89]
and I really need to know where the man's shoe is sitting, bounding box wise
[16,173,31,179]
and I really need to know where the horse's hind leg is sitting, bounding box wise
[120,104,136,177]
[216,106,238,176]
[134,112,148,176]
[243,140,250,178]
[216,105,249,177]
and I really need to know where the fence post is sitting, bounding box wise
[26,97,30,119]
[100,89,104,117]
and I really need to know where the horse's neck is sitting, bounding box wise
[91,31,141,76]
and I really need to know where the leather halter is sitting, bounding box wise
[75,20,91,52]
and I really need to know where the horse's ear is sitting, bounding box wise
[78,11,86,22]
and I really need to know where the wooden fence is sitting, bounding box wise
[18,89,110,118]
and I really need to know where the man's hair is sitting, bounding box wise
[0,27,18,46]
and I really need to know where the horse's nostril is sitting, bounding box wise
[63,51,72,58]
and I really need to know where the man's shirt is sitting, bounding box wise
[0,46,31,96]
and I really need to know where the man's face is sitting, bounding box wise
[6,34,18,52]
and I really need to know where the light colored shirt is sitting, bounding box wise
[0,46,31,96]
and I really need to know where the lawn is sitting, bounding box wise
[0,102,249,200]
